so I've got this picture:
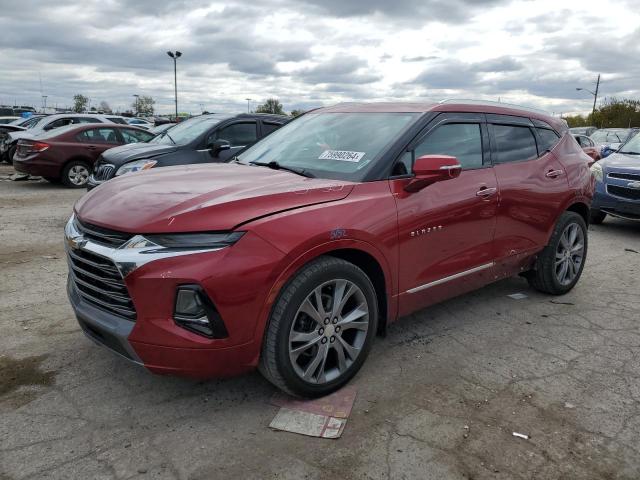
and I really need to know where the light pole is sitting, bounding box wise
[133,94,139,115]
[576,74,600,117]
[167,51,182,120]
[245,98,251,113]
[42,95,47,111]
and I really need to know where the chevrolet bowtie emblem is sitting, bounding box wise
[627,181,640,189]
[67,235,87,250]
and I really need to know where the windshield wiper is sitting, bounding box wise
[618,151,640,155]
[250,161,315,178]
[165,131,176,145]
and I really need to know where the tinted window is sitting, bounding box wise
[150,114,229,146]
[44,118,74,130]
[76,128,120,144]
[213,122,257,147]
[415,123,483,169]
[262,122,282,136]
[121,128,154,143]
[492,125,538,164]
[536,128,560,153]
[76,117,102,124]
[107,117,128,125]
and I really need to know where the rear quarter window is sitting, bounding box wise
[535,128,560,153]
[262,122,283,136]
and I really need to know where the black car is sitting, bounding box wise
[87,113,288,189]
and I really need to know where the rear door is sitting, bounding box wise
[489,115,568,274]
[75,127,122,162]
[391,113,499,315]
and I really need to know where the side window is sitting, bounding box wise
[121,128,153,143]
[262,122,282,137]
[44,118,73,130]
[107,117,128,125]
[414,123,484,170]
[76,117,102,124]
[492,125,538,164]
[212,122,257,147]
[391,151,413,176]
[536,127,560,153]
[76,128,120,144]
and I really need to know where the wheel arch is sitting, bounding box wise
[565,201,590,226]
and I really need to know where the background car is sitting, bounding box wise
[12,123,154,187]
[126,117,154,129]
[0,116,20,124]
[569,126,597,137]
[87,113,289,189]
[591,128,640,158]
[590,132,640,224]
[1,113,128,163]
[574,134,601,162]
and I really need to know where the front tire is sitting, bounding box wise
[527,211,587,295]
[260,256,378,397]
[61,160,90,188]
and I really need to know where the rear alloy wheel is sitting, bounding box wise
[590,209,606,225]
[527,211,587,295]
[62,161,90,188]
[260,257,378,397]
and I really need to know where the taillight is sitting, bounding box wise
[18,141,49,154]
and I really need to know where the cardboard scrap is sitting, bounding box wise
[507,293,528,300]
[269,385,357,439]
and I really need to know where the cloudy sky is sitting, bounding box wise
[1,0,639,116]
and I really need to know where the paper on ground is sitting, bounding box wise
[270,408,346,439]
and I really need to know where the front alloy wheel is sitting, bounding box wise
[554,223,585,286]
[260,257,378,397]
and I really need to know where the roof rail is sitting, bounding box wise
[438,98,551,116]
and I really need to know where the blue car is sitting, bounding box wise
[590,132,640,223]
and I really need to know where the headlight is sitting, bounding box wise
[115,159,157,176]
[142,232,245,249]
[590,162,603,182]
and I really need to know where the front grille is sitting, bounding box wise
[68,248,137,320]
[608,172,640,181]
[607,185,640,201]
[93,163,116,181]
[74,218,132,248]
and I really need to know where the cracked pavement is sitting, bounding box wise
[1,164,639,479]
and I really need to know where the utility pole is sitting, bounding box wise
[133,94,139,115]
[592,74,600,116]
[245,98,251,113]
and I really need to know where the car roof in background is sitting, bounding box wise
[30,122,150,139]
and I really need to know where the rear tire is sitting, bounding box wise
[527,212,587,295]
[260,256,378,397]
[590,209,606,225]
[7,145,16,164]
[61,160,91,188]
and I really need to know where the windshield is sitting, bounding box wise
[236,112,420,181]
[591,130,629,143]
[150,115,228,145]
[618,132,640,155]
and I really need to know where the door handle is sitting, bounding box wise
[476,186,497,198]
[86,145,97,151]
[546,169,564,178]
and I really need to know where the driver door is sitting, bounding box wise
[204,121,258,162]
[391,114,499,316]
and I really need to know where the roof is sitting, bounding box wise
[314,100,565,133]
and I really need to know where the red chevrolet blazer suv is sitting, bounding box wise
[65,101,594,397]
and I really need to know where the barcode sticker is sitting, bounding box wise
[319,150,366,162]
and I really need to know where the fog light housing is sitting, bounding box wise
[174,285,228,338]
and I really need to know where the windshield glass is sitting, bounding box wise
[591,130,628,143]
[150,115,228,145]
[236,112,420,181]
[619,132,640,155]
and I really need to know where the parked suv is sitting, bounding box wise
[86,113,289,189]
[65,101,594,397]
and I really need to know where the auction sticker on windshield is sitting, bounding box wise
[319,150,366,162]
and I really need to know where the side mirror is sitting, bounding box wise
[208,139,231,156]
[404,155,462,192]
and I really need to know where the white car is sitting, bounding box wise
[126,117,154,130]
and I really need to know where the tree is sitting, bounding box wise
[99,101,112,113]
[290,109,305,117]
[72,94,89,113]
[132,95,155,116]
[255,98,284,115]
[564,98,640,129]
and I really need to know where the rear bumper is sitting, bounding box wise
[13,157,60,177]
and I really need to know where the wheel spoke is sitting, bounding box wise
[334,342,347,373]
[331,280,353,319]
[337,335,361,360]
[560,232,570,250]
[568,224,577,246]
[557,259,568,283]
[290,336,321,359]
[338,304,368,331]
[290,330,318,343]
[571,243,583,254]
[302,343,328,381]
[299,298,324,326]
[313,287,327,318]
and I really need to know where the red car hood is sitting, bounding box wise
[75,163,355,233]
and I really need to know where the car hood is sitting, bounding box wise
[101,142,180,165]
[75,163,355,233]
[7,130,34,142]
[600,152,640,171]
